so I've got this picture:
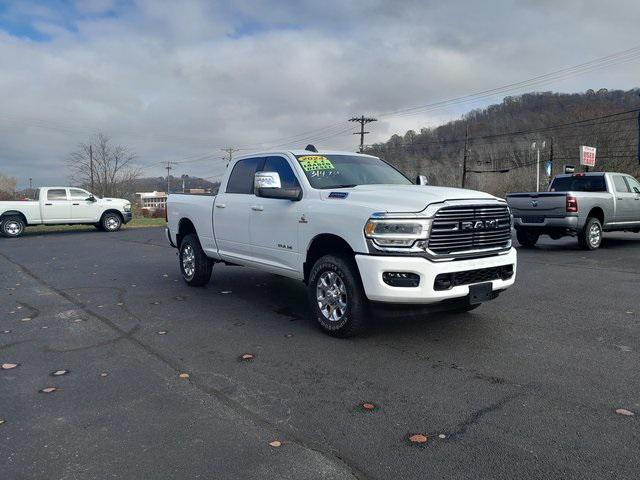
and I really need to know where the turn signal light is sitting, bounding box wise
[566,196,578,213]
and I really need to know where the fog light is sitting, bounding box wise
[382,272,420,287]
[433,274,453,291]
[499,265,514,280]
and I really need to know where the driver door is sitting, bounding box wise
[250,156,303,273]
[69,188,99,222]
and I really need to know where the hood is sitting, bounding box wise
[98,197,129,205]
[320,184,498,214]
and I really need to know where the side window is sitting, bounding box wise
[612,176,630,193]
[625,177,640,194]
[47,189,67,200]
[69,189,90,200]
[226,157,263,194]
[261,156,300,189]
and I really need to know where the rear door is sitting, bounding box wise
[42,188,72,223]
[611,175,635,223]
[213,157,263,262]
[250,155,303,272]
[69,188,99,222]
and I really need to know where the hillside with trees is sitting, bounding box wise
[366,89,640,196]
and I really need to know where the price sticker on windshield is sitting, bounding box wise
[298,155,335,172]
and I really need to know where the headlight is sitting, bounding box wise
[123,203,131,212]
[364,219,432,248]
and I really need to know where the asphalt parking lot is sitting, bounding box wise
[1,227,638,480]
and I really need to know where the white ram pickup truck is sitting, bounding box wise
[167,148,517,336]
[0,187,132,237]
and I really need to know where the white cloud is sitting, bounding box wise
[0,0,639,187]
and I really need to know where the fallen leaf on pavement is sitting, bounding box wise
[240,353,254,361]
[51,369,69,376]
[2,363,19,370]
[438,434,446,439]
[269,440,282,448]
[408,434,428,444]
[20,318,31,322]
[284,333,294,338]
[99,372,109,377]
[158,331,168,335]
[2,330,11,334]
[39,387,58,393]
[221,290,232,294]
[615,408,635,416]
[0,418,5,425]
[179,373,190,379]
[362,403,376,411]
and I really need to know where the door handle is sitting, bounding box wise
[73,203,80,206]
[45,203,52,206]
[251,205,264,211]
[616,197,623,200]
[215,203,226,208]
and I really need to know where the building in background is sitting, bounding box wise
[136,191,167,210]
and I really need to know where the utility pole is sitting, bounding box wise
[461,124,469,188]
[532,140,546,192]
[637,110,640,164]
[221,147,240,166]
[165,162,172,194]
[29,178,32,190]
[89,144,94,193]
[349,115,377,153]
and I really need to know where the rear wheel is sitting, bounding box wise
[101,212,123,232]
[179,234,213,286]
[516,228,539,248]
[308,254,367,337]
[578,217,602,250]
[1,216,26,238]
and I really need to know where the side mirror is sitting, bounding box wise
[416,175,429,186]
[254,172,302,201]
[86,195,96,202]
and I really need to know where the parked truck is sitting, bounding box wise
[507,172,640,250]
[166,148,517,337]
[0,187,132,237]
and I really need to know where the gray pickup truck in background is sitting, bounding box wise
[506,172,640,250]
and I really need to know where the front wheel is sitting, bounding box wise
[179,234,213,286]
[101,212,123,232]
[578,217,602,250]
[1,216,26,238]
[307,254,368,337]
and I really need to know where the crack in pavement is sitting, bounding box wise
[0,250,368,480]
[44,325,141,353]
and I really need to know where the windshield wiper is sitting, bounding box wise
[321,184,358,189]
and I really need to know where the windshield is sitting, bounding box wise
[295,154,412,189]
[550,175,606,192]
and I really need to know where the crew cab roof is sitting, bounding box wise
[232,150,378,161]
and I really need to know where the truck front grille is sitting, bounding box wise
[428,205,512,256]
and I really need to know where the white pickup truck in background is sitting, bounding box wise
[167,148,517,337]
[0,187,132,237]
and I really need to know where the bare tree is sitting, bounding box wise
[0,172,17,200]
[68,133,141,198]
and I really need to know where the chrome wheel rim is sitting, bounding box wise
[105,216,120,231]
[182,244,196,279]
[5,221,22,236]
[589,223,601,247]
[316,271,348,322]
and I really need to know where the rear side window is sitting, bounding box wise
[261,156,300,189]
[612,176,630,193]
[47,189,67,200]
[226,157,262,194]
[549,176,606,192]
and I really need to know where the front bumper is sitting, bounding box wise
[355,248,517,304]
[123,212,133,224]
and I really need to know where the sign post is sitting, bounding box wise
[579,146,596,172]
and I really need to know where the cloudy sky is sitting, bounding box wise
[1,0,639,188]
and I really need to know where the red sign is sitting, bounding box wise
[580,146,596,167]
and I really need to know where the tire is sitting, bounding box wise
[1,216,26,238]
[101,212,123,232]
[516,228,539,248]
[179,234,213,286]
[578,217,602,250]
[307,254,368,337]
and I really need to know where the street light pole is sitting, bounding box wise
[532,140,546,192]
